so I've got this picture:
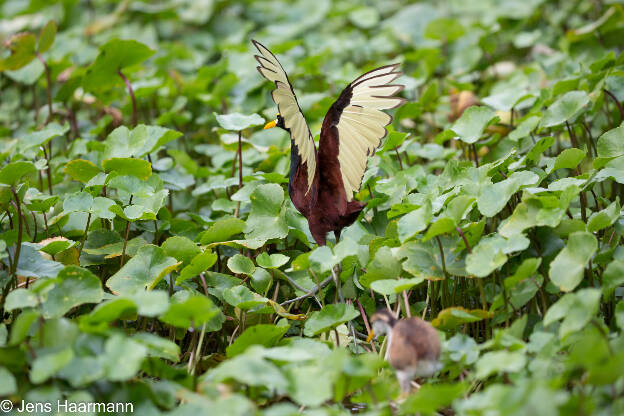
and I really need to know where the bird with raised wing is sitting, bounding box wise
[253,40,405,245]
[367,308,441,392]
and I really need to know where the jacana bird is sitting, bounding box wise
[367,308,441,392]
[253,40,405,245]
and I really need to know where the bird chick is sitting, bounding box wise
[368,308,441,392]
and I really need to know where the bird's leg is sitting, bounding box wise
[333,229,341,243]
[410,380,421,390]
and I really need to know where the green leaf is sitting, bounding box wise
[423,217,456,241]
[4,59,44,85]
[450,106,498,144]
[466,241,507,277]
[250,267,272,294]
[526,136,555,164]
[83,39,155,92]
[226,324,289,357]
[176,251,218,284]
[505,258,542,289]
[424,17,465,41]
[162,236,201,266]
[160,294,224,329]
[475,350,526,379]
[63,191,93,212]
[553,148,586,171]
[30,347,74,384]
[303,303,359,336]
[370,277,424,295]
[42,266,103,319]
[9,310,40,345]
[0,161,36,186]
[244,183,288,243]
[360,246,402,287]
[400,383,467,415]
[58,356,104,387]
[128,290,170,317]
[19,122,69,152]
[587,200,620,232]
[209,350,288,391]
[381,130,410,153]
[308,245,337,273]
[603,260,624,296]
[544,288,601,339]
[101,333,147,381]
[133,333,180,362]
[509,115,540,141]
[597,125,624,158]
[227,254,256,275]
[17,245,64,278]
[201,217,246,244]
[549,231,597,292]
[214,112,264,131]
[397,200,433,242]
[616,301,624,330]
[103,158,152,180]
[5,288,39,311]
[256,252,289,269]
[38,20,57,53]
[0,366,17,396]
[64,159,103,183]
[106,245,181,295]
[223,285,268,310]
[348,7,380,29]
[79,298,138,331]
[432,307,491,330]
[540,90,589,128]
[477,171,539,217]
[0,33,36,71]
[131,124,183,156]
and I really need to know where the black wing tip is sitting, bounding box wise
[251,39,264,49]
[351,70,403,88]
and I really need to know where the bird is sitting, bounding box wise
[252,40,405,245]
[367,308,441,392]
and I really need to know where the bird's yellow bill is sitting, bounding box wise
[264,119,277,129]
[366,330,374,343]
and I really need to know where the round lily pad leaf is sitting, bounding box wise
[370,277,425,295]
[83,39,155,93]
[303,303,359,337]
[214,112,264,131]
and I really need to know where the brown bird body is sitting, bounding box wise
[369,309,441,392]
[253,40,404,245]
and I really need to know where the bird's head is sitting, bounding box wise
[367,308,397,342]
[264,113,286,130]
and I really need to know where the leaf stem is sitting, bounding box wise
[603,89,624,122]
[36,52,53,125]
[9,186,23,286]
[237,130,243,189]
[471,143,479,167]
[79,213,91,257]
[394,146,404,170]
[456,227,472,253]
[120,195,133,267]
[117,69,137,127]
[41,145,53,195]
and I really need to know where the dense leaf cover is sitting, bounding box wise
[1,0,624,414]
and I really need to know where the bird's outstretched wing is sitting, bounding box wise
[252,40,316,192]
[322,64,405,201]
